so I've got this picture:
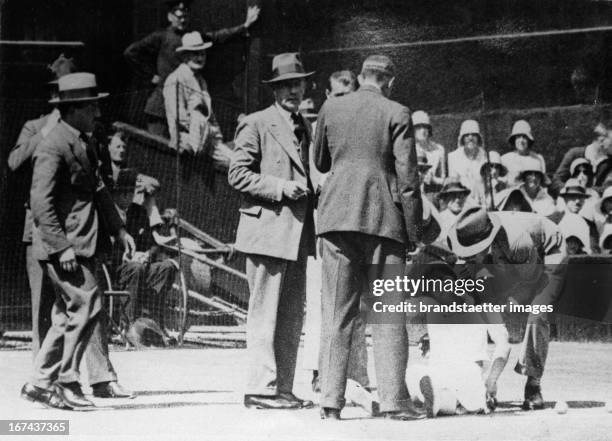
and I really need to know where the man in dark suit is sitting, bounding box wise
[22,73,136,410]
[314,55,435,420]
[123,0,260,136]
[228,53,315,410]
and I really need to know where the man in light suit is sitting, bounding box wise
[228,53,316,410]
[314,55,437,420]
[22,73,136,410]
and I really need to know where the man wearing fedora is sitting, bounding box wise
[448,206,565,410]
[228,53,316,410]
[24,73,136,410]
[163,31,227,160]
[124,0,260,137]
[313,55,437,420]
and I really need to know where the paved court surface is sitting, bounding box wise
[1,342,612,441]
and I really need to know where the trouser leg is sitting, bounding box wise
[319,233,362,410]
[26,245,54,359]
[84,309,118,386]
[302,255,322,372]
[367,237,411,413]
[244,255,286,396]
[347,313,370,388]
[145,260,177,326]
[118,261,146,322]
[33,258,102,386]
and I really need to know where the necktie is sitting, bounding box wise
[290,113,313,192]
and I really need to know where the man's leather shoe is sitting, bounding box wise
[21,383,52,404]
[382,408,427,421]
[244,395,301,409]
[53,382,95,409]
[522,384,544,410]
[320,407,341,420]
[92,381,135,399]
[278,392,314,409]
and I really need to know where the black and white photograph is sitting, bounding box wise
[1,1,612,440]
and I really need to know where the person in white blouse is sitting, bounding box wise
[412,111,446,200]
[501,120,547,187]
[516,164,556,216]
[448,120,487,197]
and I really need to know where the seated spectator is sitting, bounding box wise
[104,132,177,330]
[413,111,446,199]
[501,120,546,187]
[448,120,487,197]
[475,151,507,208]
[494,187,534,212]
[551,122,610,197]
[437,179,470,241]
[594,186,612,236]
[558,213,591,255]
[557,178,599,253]
[562,158,601,219]
[163,31,233,167]
[516,164,556,216]
[417,150,433,192]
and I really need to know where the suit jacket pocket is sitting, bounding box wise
[238,206,262,218]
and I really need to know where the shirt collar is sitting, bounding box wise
[275,102,297,129]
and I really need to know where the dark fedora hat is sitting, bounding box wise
[447,206,502,258]
[262,53,314,84]
[439,179,470,197]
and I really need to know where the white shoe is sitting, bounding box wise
[345,379,379,416]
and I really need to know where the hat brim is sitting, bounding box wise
[508,133,534,144]
[440,189,470,197]
[447,211,502,258]
[49,92,109,104]
[262,71,315,84]
[176,42,213,52]
[560,191,590,199]
[517,170,549,185]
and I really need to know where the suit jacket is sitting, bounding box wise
[228,105,315,261]
[30,122,124,261]
[124,24,246,118]
[163,63,215,149]
[8,110,60,243]
[313,84,424,244]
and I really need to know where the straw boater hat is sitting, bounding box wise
[48,72,108,104]
[559,178,590,199]
[176,31,212,52]
[262,52,314,84]
[508,120,534,145]
[480,150,507,177]
[447,206,503,258]
[439,178,470,198]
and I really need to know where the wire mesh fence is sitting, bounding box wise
[0,87,248,345]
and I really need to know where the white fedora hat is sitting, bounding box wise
[48,72,108,104]
[176,31,213,52]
